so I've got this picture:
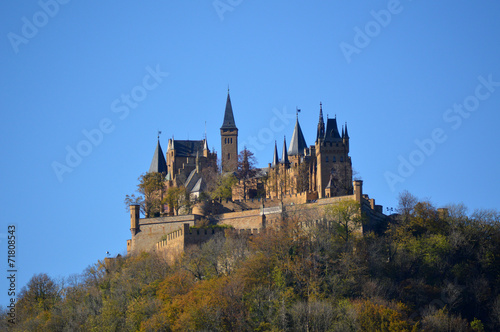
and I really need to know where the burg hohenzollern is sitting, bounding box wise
[127,91,387,260]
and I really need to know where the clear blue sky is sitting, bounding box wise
[1,1,500,306]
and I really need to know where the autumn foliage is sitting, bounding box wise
[3,192,500,331]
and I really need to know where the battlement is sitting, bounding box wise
[155,223,262,263]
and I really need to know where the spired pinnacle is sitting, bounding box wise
[288,112,307,156]
[149,139,167,174]
[281,136,289,165]
[221,90,237,130]
[272,140,279,167]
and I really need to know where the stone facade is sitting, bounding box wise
[264,104,352,200]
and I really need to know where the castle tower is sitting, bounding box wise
[281,136,289,168]
[220,91,238,172]
[272,140,279,167]
[315,104,352,198]
[149,138,167,174]
[288,111,308,167]
[316,102,325,143]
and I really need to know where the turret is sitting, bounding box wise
[281,136,289,167]
[149,138,167,174]
[288,110,307,157]
[353,180,363,203]
[316,102,325,143]
[220,90,238,172]
[272,140,279,167]
[203,138,209,157]
[343,122,350,152]
[130,204,140,237]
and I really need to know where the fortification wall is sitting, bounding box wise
[184,226,227,246]
[156,227,185,264]
[131,215,200,254]
[217,209,264,229]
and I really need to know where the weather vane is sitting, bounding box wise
[157,130,162,140]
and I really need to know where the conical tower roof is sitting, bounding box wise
[149,140,167,174]
[272,141,279,167]
[281,136,289,165]
[288,115,307,156]
[316,102,325,142]
[220,91,237,130]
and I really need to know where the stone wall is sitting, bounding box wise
[216,209,264,230]
[129,214,201,254]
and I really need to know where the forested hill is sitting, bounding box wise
[3,193,500,331]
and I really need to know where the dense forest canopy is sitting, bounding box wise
[3,191,500,331]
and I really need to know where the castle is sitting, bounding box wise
[127,92,387,259]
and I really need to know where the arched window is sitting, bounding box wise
[230,138,232,144]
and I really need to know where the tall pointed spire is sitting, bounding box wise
[281,136,289,166]
[288,111,307,156]
[316,102,325,142]
[149,139,167,174]
[272,140,279,167]
[220,91,237,130]
[344,122,349,138]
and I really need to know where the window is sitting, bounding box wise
[333,156,336,162]
[326,156,329,162]
[230,138,232,144]
[224,138,227,144]
[228,153,230,160]
[340,156,344,162]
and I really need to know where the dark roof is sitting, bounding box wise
[316,103,325,142]
[323,118,342,142]
[220,92,237,130]
[288,118,307,156]
[173,140,205,157]
[149,140,167,173]
[272,141,279,167]
[281,137,289,165]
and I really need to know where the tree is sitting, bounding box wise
[296,161,309,193]
[16,273,61,324]
[211,173,238,202]
[397,190,418,224]
[325,200,365,246]
[200,158,222,196]
[236,147,258,200]
[123,194,144,214]
[135,172,166,217]
[330,161,354,196]
[164,186,187,215]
